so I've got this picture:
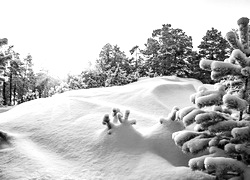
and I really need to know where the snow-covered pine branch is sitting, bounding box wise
[175,106,196,120]
[172,17,250,179]
[230,49,250,67]
[182,109,205,126]
[204,157,247,178]
[172,130,203,147]
[182,136,211,154]
[231,126,250,140]
[0,38,8,47]
[190,84,225,108]
[237,17,250,55]
[207,120,238,133]
[195,111,232,130]
[223,94,248,111]
[241,66,250,76]
[188,147,227,171]
[199,59,214,71]
[225,31,243,50]
[211,61,242,75]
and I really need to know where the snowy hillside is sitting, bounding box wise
[0,76,215,180]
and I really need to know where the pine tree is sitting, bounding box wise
[141,24,193,77]
[197,28,232,84]
[95,43,139,87]
[198,28,231,61]
[0,38,11,105]
[0,38,8,83]
[172,17,250,179]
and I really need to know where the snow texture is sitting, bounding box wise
[0,76,215,180]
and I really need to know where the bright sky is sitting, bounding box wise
[0,0,249,78]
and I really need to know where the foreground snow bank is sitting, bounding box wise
[0,76,214,180]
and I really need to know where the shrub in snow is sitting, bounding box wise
[112,108,122,123]
[172,17,250,179]
[0,131,8,142]
[105,66,139,87]
[102,108,136,135]
[102,114,115,134]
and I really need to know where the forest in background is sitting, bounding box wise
[0,24,234,106]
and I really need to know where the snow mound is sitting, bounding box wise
[0,76,214,180]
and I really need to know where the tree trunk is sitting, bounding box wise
[239,77,250,120]
[13,83,16,105]
[3,81,6,105]
[9,73,12,106]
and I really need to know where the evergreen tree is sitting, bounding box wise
[0,38,11,105]
[198,28,231,61]
[141,24,193,77]
[7,49,22,105]
[197,28,232,84]
[95,43,139,87]
[96,43,131,74]
[35,70,60,98]
[22,54,36,92]
[184,50,202,81]
[81,69,106,88]
[2,47,36,105]
[96,43,115,72]
[67,74,87,90]
[129,45,146,76]
[171,17,250,179]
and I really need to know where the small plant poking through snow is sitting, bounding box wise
[172,17,250,179]
[102,108,136,135]
[0,130,11,150]
[0,131,8,142]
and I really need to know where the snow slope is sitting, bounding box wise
[0,76,215,180]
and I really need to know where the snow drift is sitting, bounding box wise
[0,76,215,180]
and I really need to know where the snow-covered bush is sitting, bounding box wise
[48,82,70,96]
[172,17,250,179]
[102,108,136,135]
[104,66,139,87]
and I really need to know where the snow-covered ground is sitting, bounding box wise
[0,76,215,180]
[0,106,13,114]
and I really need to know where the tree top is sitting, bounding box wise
[237,17,249,25]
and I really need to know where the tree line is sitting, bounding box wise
[50,25,232,95]
[0,24,233,104]
[0,40,60,106]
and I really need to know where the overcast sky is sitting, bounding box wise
[0,0,249,78]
